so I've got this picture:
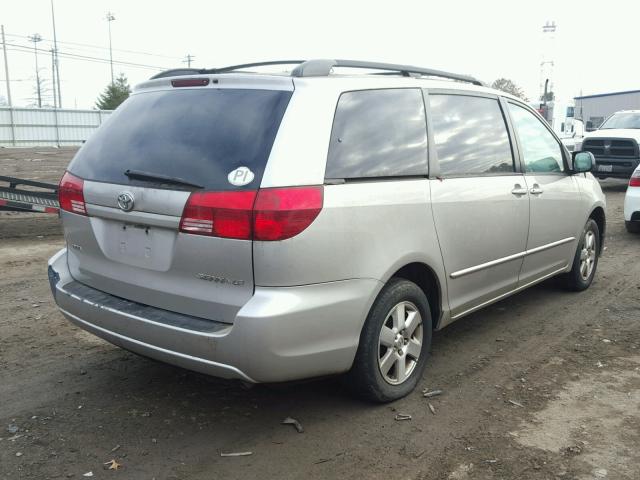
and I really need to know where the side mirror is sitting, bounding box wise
[572,151,594,173]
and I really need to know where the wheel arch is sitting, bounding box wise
[386,262,443,330]
[588,206,606,255]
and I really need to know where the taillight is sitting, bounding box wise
[179,190,256,239]
[58,172,87,215]
[630,171,640,187]
[253,186,323,241]
[179,186,324,241]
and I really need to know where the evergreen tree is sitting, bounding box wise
[95,73,131,110]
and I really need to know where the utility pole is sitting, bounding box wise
[106,12,115,84]
[183,54,195,68]
[29,33,43,108]
[540,21,556,102]
[1,25,15,145]
[1,25,12,107]
[51,0,62,107]
[50,49,57,108]
[538,20,557,123]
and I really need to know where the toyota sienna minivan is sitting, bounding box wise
[49,59,605,402]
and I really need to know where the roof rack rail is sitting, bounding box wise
[150,61,305,80]
[150,68,205,79]
[204,60,305,74]
[291,59,484,86]
[150,59,483,86]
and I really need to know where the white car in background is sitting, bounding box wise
[625,166,640,233]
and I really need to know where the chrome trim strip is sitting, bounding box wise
[450,251,526,279]
[85,204,181,229]
[451,265,568,320]
[524,237,575,256]
[450,237,575,279]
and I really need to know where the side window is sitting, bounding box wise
[508,103,564,173]
[325,89,428,179]
[429,94,514,176]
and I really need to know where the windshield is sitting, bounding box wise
[69,88,292,191]
[599,112,640,130]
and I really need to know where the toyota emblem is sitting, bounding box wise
[117,192,135,212]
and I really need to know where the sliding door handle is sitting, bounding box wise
[511,184,528,196]
[530,184,544,195]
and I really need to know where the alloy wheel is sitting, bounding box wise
[377,301,423,385]
[579,230,597,281]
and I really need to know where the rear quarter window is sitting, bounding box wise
[325,88,428,179]
[68,88,292,191]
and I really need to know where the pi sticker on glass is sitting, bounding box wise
[227,166,255,187]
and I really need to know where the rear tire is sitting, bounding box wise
[564,218,600,291]
[625,221,640,234]
[346,278,432,403]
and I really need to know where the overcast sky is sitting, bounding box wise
[1,0,639,109]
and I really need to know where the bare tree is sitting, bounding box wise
[491,78,528,101]
[26,72,54,108]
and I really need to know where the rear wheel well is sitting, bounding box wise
[391,263,441,329]
[589,207,606,255]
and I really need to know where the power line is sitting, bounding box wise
[7,47,165,71]
[5,42,169,70]
[11,37,176,68]
[6,43,165,69]
[4,32,182,61]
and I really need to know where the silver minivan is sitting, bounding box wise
[49,60,606,402]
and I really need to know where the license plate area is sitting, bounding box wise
[89,217,176,271]
[597,164,613,172]
[117,223,154,259]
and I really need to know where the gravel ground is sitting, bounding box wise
[1,148,639,480]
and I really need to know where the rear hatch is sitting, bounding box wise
[62,78,293,323]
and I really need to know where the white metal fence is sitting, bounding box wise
[0,107,113,147]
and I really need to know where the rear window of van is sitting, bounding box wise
[68,88,292,190]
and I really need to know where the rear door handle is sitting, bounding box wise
[511,184,528,196]
[530,184,544,195]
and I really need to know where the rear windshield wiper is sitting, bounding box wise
[124,169,203,189]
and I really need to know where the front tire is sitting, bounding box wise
[564,218,600,291]
[347,278,432,403]
[625,221,640,234]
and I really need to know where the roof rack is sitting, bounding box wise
[291,59,484,85]
[150,59,484,86]
[150,68,204,79]
[150,61,305,80]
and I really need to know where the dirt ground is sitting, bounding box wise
[1,148,639,480]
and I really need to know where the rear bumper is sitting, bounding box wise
[48,248,382,383]
[624,187,640,221]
